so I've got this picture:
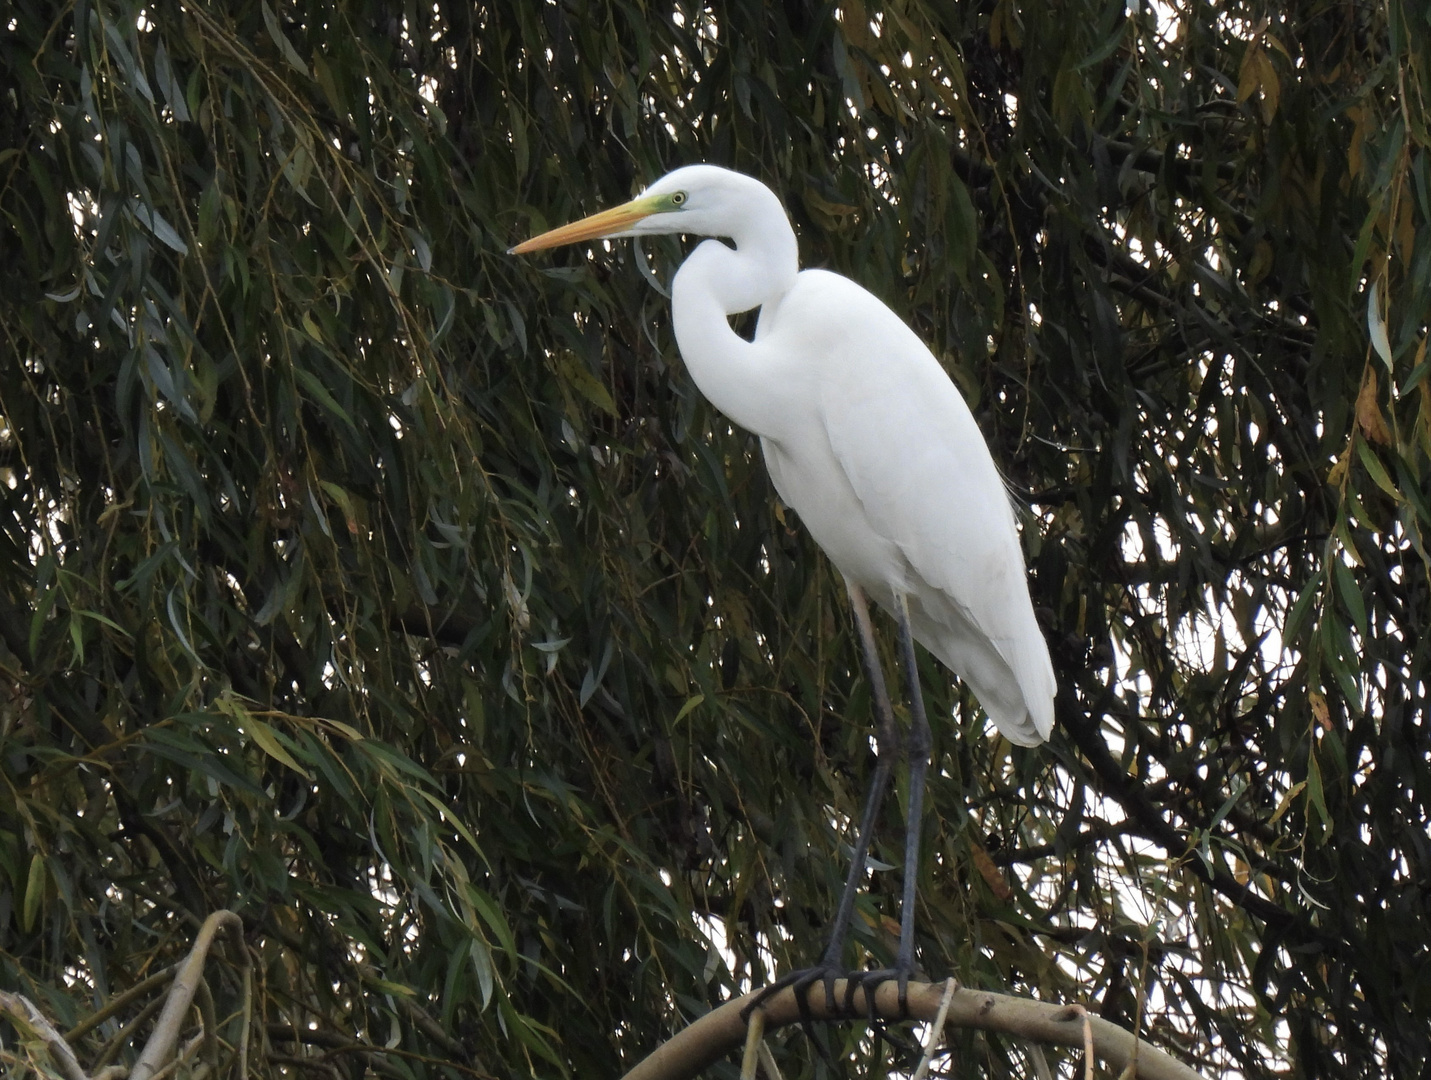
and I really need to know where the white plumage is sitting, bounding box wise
[515,163,1054,746]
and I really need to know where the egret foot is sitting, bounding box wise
[739,960,920,1024]
[839,964,919,1018]
[740,963,842,1026]
[740,963,923,1069]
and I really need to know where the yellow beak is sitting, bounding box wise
[509,194,662,254]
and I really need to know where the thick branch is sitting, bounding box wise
[0,992,89,1080]
[620,981,1204,1080]
[130,910,247,1080]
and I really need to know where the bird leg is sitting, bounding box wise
[740,581,905,1022]
[820,591,932,1018]
[891,591,932,1006]
[818,581,900,972]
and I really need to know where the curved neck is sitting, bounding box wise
[670,194,799,438]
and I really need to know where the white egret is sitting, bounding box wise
[511,164,1055,1007]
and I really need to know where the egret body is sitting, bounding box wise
[512,164,1055,1002]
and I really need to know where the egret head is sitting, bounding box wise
[509,165,777,254]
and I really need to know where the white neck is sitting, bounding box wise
[669,188,799,438]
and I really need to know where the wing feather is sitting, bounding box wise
[794,277,1054,744]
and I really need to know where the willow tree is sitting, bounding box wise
[2,1,1428,1079]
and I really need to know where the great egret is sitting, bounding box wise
[511,164,1055,1007]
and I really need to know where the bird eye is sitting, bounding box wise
[671,191,687,206]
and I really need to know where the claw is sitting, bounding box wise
[741,964,850,1062]
[740,964,839,1023]
[742,959,919,1023]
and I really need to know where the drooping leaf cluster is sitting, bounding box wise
[1,1,1428,1078]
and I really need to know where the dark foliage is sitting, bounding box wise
[1,1,1428,1077]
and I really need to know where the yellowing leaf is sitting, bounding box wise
[1347,104,1369,179]
[1248,239,1274,284]
[1396,188,1416,259]
[365,977,417,997]
[969,840,1014,901]
[219,696,312,778]
[1270,780,1307,824]
[319,480,362,534]
[246,716,310,776]
[1355,367,1392,445]
[315,715,365,741]
[1255,50,1280,122]
[673,693,704,724]
[1237,44,1262,104]
[1328,445,1350,487]
[1306,745,1330,833]
[801,188,861,226]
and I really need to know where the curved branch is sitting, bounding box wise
[621,980,1205,1080]
[130,910,247,1080]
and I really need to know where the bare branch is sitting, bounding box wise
[619,981,1206,1080]
[0,992,90,1080]
[130,910,247,1080]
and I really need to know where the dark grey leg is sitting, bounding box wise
[892,592,932,1006]
[742,583,929,1024]
[818,581,901,972]
[741,580,906,1021]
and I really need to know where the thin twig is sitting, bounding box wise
[756,1039,784,1080]
[64,964,180,1044]
[739,1005,765,1080]
[90,991,167,1072]
[196,976,220,1078]
[143,1031,205,1080]
[912,978,958,1080]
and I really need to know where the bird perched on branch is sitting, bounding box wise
[512,163,1055,1009]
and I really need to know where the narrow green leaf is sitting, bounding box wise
[153,40,190,121]
[292,365,357,430]
[1283,570,1322,641]
[555,350,617,416]
[130,199,189,254]
[673,693,705,724]
[1355,439,1401,500]
[1306,744,1329,830]
[469,939,494,1009]
[411,786,485,860]
[261,1,310,75]
[1333,560,1368,637]
[239,713,312,779]
[143,729,266,796]
[22,853,45,933]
